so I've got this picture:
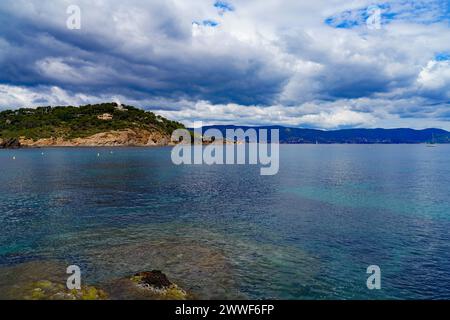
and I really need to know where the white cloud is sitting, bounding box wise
[0,85,102,108]
[155,100,376,129]
[298,108,376,129]
[417,60,450,96]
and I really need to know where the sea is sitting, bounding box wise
[0,145,449,299]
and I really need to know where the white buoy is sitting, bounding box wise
[97,153,100,157]
[12,156,16,160]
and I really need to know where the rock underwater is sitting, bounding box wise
[24,280,108,300]
[21,270,190,300]
[0,260,191,300]
[20,272,188,300]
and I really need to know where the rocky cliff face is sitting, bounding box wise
[18,129,173,147]
[0,138,21,149]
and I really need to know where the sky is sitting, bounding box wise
[0,0,449,130]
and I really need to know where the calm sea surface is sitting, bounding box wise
[0,145,449,299]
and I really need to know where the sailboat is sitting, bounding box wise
[427,133,437,147]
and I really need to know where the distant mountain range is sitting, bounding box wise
[198,125,450,144]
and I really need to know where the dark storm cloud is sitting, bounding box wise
[0,1,290,106]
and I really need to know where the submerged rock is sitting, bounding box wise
[24,280,108,300]
[0,259,189,300]
[130,270,188,300]
[80,229,243,299]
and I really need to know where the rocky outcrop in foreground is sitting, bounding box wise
[22,270,187,300]
[130,270,188,300]
[25,280,108,300]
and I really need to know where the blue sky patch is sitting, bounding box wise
[202,19,219,27]
[193,20,219,27]
[214,1,234,13]
[325,0,450,29]
[435,53,450,61]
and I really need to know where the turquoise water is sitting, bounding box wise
[0,145,450,299]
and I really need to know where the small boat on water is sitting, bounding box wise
[427,133,437,147]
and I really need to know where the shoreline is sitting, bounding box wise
[1,142,448,150]
[0,128,174,149]
[0,144,176,150]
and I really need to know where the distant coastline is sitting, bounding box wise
[199,125,450,145]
